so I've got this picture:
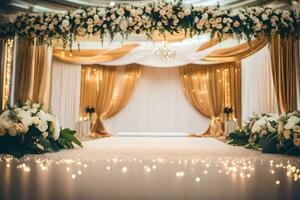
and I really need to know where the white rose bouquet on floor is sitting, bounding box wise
[0,100,82,158]
[277,111,300,154]
[248,114,279,146]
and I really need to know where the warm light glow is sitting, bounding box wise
[2,38,14,109]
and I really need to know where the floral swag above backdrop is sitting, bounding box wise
[0,0,299,49]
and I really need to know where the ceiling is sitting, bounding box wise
[0,0,299,23]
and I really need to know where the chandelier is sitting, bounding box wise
[153,40,176,61]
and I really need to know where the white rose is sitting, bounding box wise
[283,129,291,139]
[239,14,245,20]
[37,110,47,122]
[202,13,208,20]
[30,108,38,114]
[49,23,54,30]
[62,19,70,28]
[216,24,223,29]
[184,8,191,16]
[117,8,125,16]
[33,117,40,125]
[293,125,300,133]
[87,18,93,25]
[285,122,295,130]
[261,14,268,21]
[137,8,143,15]
[75,18,81,25]
[120,20,128,31]
[87,25,93,33]
[32,103,40,109]
[294,138,300,146]
[52,118,60,140]
[42,132,49,138]
[159,9,166,16]
[178,12,184,19]
[145,6,152,14]
[37,121,48,132]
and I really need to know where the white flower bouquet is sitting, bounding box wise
[227,112,300,156]
[277,111,300,153]
[0,101,82,158]
[248,114,279,145]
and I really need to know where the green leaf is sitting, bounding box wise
[59,128,83,148]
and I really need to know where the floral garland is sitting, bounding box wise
[0,0,299,49]
[0,101,82,158]
[227,112,300,156]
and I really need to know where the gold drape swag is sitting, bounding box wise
[269,36,299,113]
[53,43,139,64]
[202,38,268,63]
[80,64,142,135]
[14,39,51,108]
[179,62,241,136]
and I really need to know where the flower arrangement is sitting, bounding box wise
[227,112,300,156]
[223,106,233,119]
[0,101,82,158]
[277,111,300,154]
[85,106,95,121]
[0,0,299,49]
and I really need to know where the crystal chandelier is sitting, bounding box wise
[153,40,176,61]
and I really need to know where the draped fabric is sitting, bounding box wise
[50,58,81,130]
[80,64,142,135]
[202,38,268,63]
[14,39,34,102]
[53,44,139,65]
[179,62,241,136]
[104,64,142,118]
[81,65,116,135]
[241,46,278,121]
[104,67,210,133]
[269,36,299,113]
[14,39,52,107]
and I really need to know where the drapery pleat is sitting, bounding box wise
[179,62,241,136]
[14,39,34,102]
[202,38,268,63]
[103,64,142,118]
[80,64,142,135]
[269,36,299,113]
[53,44,139,65]
[81,65,116,135]
[14,39,52,107]
[50,58,81,130]
[241,45,278,121]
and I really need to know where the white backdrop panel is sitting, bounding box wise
[241,46,278,121]
[105,67,210,133]
[50,58,81,130]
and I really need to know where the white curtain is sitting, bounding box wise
[241,46,278,121]
[105,67,211,134]
[50,58,81,130]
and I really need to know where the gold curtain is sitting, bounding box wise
[103,64,142,118]
[80,64,142,135]
[269,36,299,113]
[14,39,34,101]
[14,39,51,107]
[53,43,139,64]
[202,38,268,63]
[179,62,241,136]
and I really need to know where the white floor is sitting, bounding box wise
[0,137,300,200]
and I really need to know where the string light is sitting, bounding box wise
[2,39,14,109]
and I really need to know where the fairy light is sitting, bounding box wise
[2,38,14,110]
